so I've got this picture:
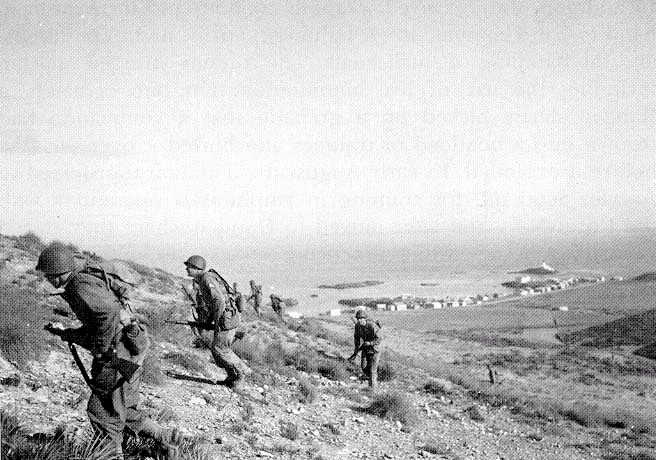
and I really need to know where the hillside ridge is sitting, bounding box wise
[1,233,656,460]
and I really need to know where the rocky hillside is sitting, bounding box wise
[1,233,655,460]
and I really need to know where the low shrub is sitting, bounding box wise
[465,405,485,422]
[317,359,349,381]
[0,284,50,368]
[284,348,318,373]
[323,422,341,435]
[164,351,208,374]
[233,339,265,363]
[138,302,179,338]
[364,391,419,427]
[377,360,396,382]
[424,380,449,396]
[420,441,456,457]
[2,415,116,460]
[13,232,46,256]
[279,421,299,441]
[263,341,287,368]
[297,377,318,403]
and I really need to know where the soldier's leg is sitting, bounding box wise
[360,354,369,378]
[368,352,380,388]
[87,391,125,459]
[87,363,125,458]
[211,328,242,383]
[124,367,182,459]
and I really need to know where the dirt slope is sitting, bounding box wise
[1,234,653,459]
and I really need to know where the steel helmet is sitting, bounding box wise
[355,309,368,319]
[36,244,75,275]
[184,255,206,270]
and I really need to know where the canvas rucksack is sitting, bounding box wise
[78,256,149,356]
[207,269,245,313]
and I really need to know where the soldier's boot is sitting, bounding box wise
[139,419,182,460]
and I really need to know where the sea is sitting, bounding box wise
[112,227,656,317]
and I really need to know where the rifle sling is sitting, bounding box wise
[67,342,127,395]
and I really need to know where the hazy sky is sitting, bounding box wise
[1,0,655,256]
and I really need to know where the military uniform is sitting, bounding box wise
[248,281,262,315]
[270,294,284,316]
[353,318,382,389]
[194,271,247,386]
[39,244,180,459]
[58,270,165,457]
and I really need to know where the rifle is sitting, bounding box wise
[45,323,140,394]
[165,320,214,331]
[165,321,246,340]
[347,344,363,362]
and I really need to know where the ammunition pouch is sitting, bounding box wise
[121,321,149,356]
[219,307,240,331]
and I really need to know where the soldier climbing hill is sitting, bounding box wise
[183,255,250,389]
[37,243,182,459]
[348,309,382,391]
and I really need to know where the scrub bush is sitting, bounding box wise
[0,284,50,367]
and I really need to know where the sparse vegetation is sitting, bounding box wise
[376,359,397,382]
[297,377,318,403]
[279,420,299,440]
[2,233,656,459]
[0,284,51,368]
[424,379,450,396]
[13,232,46,256]
[164,351,208,374]
[141,353,165,386]
[316,358,349,381]
[363,391,418,428]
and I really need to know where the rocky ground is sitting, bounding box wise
[0,340,610,460]
[1,234,653,459]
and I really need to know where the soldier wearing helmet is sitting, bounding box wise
[38,243,182,459]
[348,309,382,390]
[184,255,248,389]
[248,279,262,316]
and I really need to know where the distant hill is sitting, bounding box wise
[499,279,656,314]
[635,341,656,360]
[510,262,557,275]
[635,272,656,281]
[318,281,383,289]
[558,308,656,348]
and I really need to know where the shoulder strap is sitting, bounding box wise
[208,269,234,296]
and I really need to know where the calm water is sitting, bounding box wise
[115,228,656,316]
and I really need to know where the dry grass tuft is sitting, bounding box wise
[297,377,318,403]
[164,351,208,374]
[0,284,51,368]
[364,391,419,427]
[279,420,299,440]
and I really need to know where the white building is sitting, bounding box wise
[329,309,341,316]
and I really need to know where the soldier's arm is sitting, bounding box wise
[212,295,226,327]
[353,327,362,353]
[370,326,382,347]
[46,323,93,349]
